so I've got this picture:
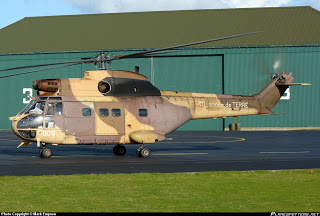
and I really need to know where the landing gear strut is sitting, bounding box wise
[39,146,52,158]
[136,144,150,158]
[113,144,126,156]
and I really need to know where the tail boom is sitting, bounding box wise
[190,72,309,119]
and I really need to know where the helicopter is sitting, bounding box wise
[1,32,310,158]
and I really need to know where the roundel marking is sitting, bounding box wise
[198,101,205,108]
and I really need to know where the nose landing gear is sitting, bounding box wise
[39,146,52,158]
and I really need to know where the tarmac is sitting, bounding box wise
[0,130,319,176]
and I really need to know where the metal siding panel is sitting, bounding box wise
[0,45,319,130]
[153,54,223,130]
[223,46,320,128]
[0,52,88,129]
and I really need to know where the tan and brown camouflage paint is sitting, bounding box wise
[11,70,293,146]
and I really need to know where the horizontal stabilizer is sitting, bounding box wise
[259,113,279,116]
[276,83,311,86]
[259,112,285,116]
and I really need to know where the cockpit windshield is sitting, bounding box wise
[28,101,46,114]
[21,100,36,114]
[21,99,46,114]
[20,97,62,114]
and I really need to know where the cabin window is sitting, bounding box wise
[99,108,109,117]
[139,109,148,117]
[111,109,121,117]
[82,108,92,117]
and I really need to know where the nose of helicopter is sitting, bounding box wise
[9,116,20,138]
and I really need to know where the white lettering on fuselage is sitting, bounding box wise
[209,102,249,109]
[42,130,56,137]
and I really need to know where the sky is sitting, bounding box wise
[0,0,320,29]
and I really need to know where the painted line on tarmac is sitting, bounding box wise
[32,155,97,158]
[0,138,20,141]
[259,151,310,154]
[163,137,245,144]
[0,136,245,144]
[31,153,208,157]
[152,153,208,156]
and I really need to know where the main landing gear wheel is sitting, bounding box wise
[113,145,126,156]
[39,147,52,158]
[137,147,150,158]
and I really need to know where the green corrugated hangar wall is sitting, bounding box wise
[0,6,319,130]
[0,45,319,130]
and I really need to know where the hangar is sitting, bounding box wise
[0,6,319,130]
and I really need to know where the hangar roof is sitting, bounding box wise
[0,6,320,54]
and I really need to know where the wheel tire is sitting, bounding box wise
[113,145,119,155]
[39,148,44,157]
[113,145,126,156]
[117,146,126,155]
[41,147,52,158]
[139,147,150,158]
[136,149,141,157]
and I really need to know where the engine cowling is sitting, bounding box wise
[33,79,60,92]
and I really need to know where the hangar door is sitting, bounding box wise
[153,55,223,131]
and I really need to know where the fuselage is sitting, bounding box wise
[10,70,290,146]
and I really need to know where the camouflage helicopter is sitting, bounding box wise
[1,32,310,158]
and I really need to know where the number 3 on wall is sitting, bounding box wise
[23,88,33,104]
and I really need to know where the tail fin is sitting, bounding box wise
[255,72,309,114]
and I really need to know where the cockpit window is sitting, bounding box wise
[45,116,55,128]
[38,97,48,100]
[47,102,55,115]
[48,97,62,100]
[17,115,43,129]
[55,102,63,115]
[27,101,46,114]
[21,100,36,113]
[46,102,63,116]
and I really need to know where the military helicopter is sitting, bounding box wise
[1,32,310,158]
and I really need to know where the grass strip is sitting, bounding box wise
[0,169,319,212]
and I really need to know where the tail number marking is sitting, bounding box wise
[43,130,56,136]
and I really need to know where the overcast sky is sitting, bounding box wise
[1,0,320,29]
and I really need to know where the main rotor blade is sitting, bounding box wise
[0,62,82,79]
[116,32,260,60]
[0,59,95,72]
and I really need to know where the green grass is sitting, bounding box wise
[0,169,319,212]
